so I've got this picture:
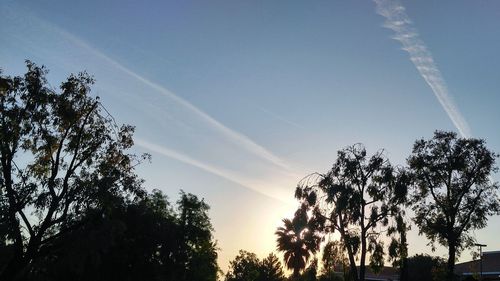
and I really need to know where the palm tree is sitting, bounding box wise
[275,205,321,279]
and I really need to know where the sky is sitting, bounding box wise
[1,0,500,272]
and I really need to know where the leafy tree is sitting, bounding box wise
[318,273,344,281]
[14,189,218,281]
[26,190,177,281]
[300,257,318,281]
[226,251,286,281]
[405,254,446,281]
[225,250,261,281]
[0,61,146,280]
[275,204,322,279]
[387,213,410,281]
[258,253,286,281]
[0,62,220,281]
[320,240,348,280]
[176,191,219,281]
[295,144,408,281]
[408,131,500,281]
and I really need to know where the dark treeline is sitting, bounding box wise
[0,62,218,281]
[277,134,499,281]
[223,249,448,281]
[1,62,499,281]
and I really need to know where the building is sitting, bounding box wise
[331,265,399,281]
[364,266,399,281]
[455,251,500,280]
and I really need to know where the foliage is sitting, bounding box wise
[275,204,322,278]
[225,251,285,281]
[408,131,500,280]
[0,62,219,281]
[320,240,348,278]
[387,213,410,281]
[318,273,344,281]
[176,191,219,281]
[226,250,261,281]
[300,257,318,281]
[405,254,446,281]
[0,60,147,279]
[23,189,219,281]
[258,253,286,281]
[295,144,408,281]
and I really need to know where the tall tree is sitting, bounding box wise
[1,62,221,281]
[408,131,500,281]
[295,144,408,281]
[320,240,348,280]
[27,190,177,281]
[387,212,410,281]
[23,189,219,281]
[225,251,286,281]
[258,253,286,281]
[301,257,318,281]
[275,204,322,279]
[176,191,219,281]
[0,61,146,280]
[225,250,261,281]
[405,254,446,281]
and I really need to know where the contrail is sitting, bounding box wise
[374,0,471,137]
[0,4,302,202]
[135,139,294,204]
[24,12,292,171]
[63,31,292,170]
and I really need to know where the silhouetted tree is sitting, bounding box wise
[17,189,219,281]
[295,144,408,281]
[301,257,318,281]
[276,205,322,279]
[26,190,177,281]
[176,191,219,281]
[405,254,446,281]
[258,253,286,281]
[0,62,219,281]
[226,251,286,281]
[408,131,500,281]
[387,213,410,281]
[0,61,147,280]
[320,240,348,280]
[226,250,261,281]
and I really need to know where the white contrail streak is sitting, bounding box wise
[374,0,471,137]
[0,4,302,201]
[135,139,293,204]
[30,15,291,170]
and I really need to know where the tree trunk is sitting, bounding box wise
[344,241,358,281]
[339,218,358,281]
[359,236,366,281]
[0,155,28,281]
[292,268,300,280]
[400,256,408,281]
[400,231,409,281]
[348,262,358,281]
[342,242,358,281]
[358,225,368,281]
[447,243,456,281]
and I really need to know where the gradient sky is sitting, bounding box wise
[1,0,500,272]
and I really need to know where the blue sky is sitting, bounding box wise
[1,0,499,271]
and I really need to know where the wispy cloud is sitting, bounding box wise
[374,0,471,137]
[48,26,293,170]
[135,138,295,204]
[0,4,300,202]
